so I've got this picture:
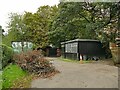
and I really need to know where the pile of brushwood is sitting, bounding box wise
[13,50,59,78]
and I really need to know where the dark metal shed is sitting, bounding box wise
[61,39,106,60]
[41,46,61,57]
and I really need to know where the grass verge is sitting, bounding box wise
[59,57,93,63]
[0,71,2,90]
[11,74,33,88]
[2,64,33,89]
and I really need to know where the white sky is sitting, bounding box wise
[0,0,60,32]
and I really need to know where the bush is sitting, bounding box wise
[13,50,59,77]
[0,44,14,69]
[32,44,37,50]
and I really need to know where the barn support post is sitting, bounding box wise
[76,53,79,60]
[77,41,80,60]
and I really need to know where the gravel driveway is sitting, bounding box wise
[31,57,118,88]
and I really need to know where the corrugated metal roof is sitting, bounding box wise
[61,39,100,44]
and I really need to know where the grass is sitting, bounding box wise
[0,71,2,90]
[59,57,93,63]
[60,58,79,63]
[11,74,33,88]
[2,64,29,89]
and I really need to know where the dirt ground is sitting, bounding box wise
[31,57,118,88]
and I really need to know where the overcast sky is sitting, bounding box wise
[0,0,59,32]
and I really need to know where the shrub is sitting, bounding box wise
[0,44,14,69]
[13,50,59,77]
[32,44,37,50]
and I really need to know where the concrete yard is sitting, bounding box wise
[31,58,118,88]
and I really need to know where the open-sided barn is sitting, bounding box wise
[61,39,107,60]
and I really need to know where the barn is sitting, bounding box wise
[61,39,106,60]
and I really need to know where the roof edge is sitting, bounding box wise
[61,39,100,44]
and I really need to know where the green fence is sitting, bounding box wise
[12,42,33,54]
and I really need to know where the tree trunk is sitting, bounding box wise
[118,2,120,38]
[110,42,120,64]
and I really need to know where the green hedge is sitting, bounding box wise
[0,44,14,69]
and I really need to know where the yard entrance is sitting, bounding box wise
[31,57,118,88]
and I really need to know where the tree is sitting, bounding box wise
[49,2,119,47]
[4,5,59,49]
[0,25,4,36]
[3,13,26,49]
[23,5,59,48]
[0,25,4,45]
[49,2,97,47]
[95,2,118,43]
